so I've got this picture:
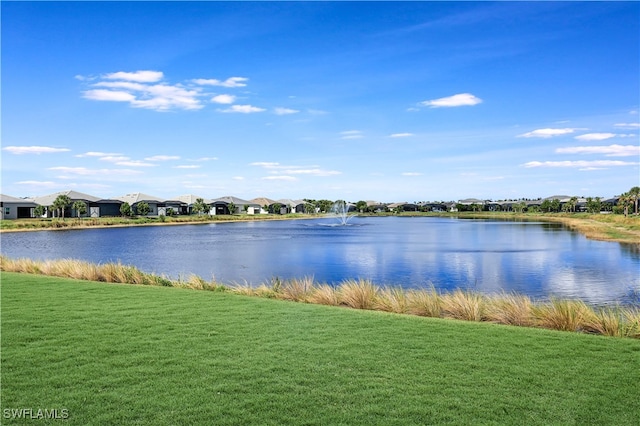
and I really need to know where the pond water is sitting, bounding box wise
[1,217,639,304]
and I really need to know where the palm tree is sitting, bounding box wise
[628,186,640,215]
[192,198,208,216]
[618,193,633,217]
[52,194,71,218]
[72,201,87,218]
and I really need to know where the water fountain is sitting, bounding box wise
[330,201,356,226]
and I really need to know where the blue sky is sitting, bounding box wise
[2,1,639,202]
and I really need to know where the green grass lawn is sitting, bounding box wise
[2,272,639,425]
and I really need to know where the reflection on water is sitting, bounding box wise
[1,217,638,304]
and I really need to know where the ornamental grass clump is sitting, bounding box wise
[583,306,626,337]
[338,279,379,310]
[376,286,409,313]
[533,298,593,332]
[441,289,487,322]
[485,293,534,327]
[406,286,442,318]
[279,276,315,302]
[308,284,340,306]
[623,309,640,338]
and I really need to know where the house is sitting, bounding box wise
[277,199,307,214]
[89,199,123,217]
[210,196,260,215]
[0,194,38,219]
[33,190,101,218]
[365,201,388,213]
[117,193,164,216]
[388,202,418,212]
[250,197,276,214]
[176,194,210,215]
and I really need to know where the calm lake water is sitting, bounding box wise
[1,217,639,304]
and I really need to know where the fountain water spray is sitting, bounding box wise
[330,201,356,226]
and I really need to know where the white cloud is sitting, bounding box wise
[517,128,578,138]
[76,151,121,158]
[274,107,300,115]
[284,168,341,177]
[556,144,640,157]
[262,175,297,181]
[195,157,218,161]
[48,166,143,176]
[402,172,423,176]
[114,161,156,167]
[173,165,201,169]
[145,155,180,161]
[523,160,637,168]
[340,130,364,140]
[3,146,71,155]
[82,71,204,111]
[615,123,640,129]
[211,94,236,104]
[218,104,266,113]
[420,93,482,108]
[16,180,58,188]
[574,133,616,141]
[250,162,281,168]
[94,81,148,91]
[104,70,164,83]
[390,133,414,138]
[99,156,131,163]
[192,77,248,88]
[232,176,245,180]
[251,162,340,178]
[83,89,137,102]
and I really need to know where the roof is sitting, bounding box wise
[33,190,101,205]
[210,196,259,206]
[117,193,165,204]
[176,194,209,205]
[1,194,36,203]
[250,197,276,206]
[276,199,306,207]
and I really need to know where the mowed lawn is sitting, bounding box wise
[2,272,639,425]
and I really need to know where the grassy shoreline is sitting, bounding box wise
[2,212,639,244]
[2,272,640,425]
[2,257,638,339]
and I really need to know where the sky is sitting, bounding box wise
[2,1,639,203]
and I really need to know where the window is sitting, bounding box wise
[5,207,10,216]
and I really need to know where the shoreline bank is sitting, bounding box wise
[2,212,639,244]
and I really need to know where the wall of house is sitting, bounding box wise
[1,203,36,219]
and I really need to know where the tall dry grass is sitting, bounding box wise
[485,293,534,327]
[308,284,340,306]
[406,286,442,317]
[376,287,409,313]
[2,255,639,338]
[338,279,379,309]
[1,256,173,286]
[279,276,315,302]
[441,289,487,321]
[533,298,593,332]
[623,309,640,338]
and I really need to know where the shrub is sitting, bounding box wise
[376,286,409,313]
[407,286,442,318]
[280,277,315,302]
[441,289,487,321]
[338,279,378,310]
[533,298,593,332]
[486,293,534,327]
[308,284,340,306]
